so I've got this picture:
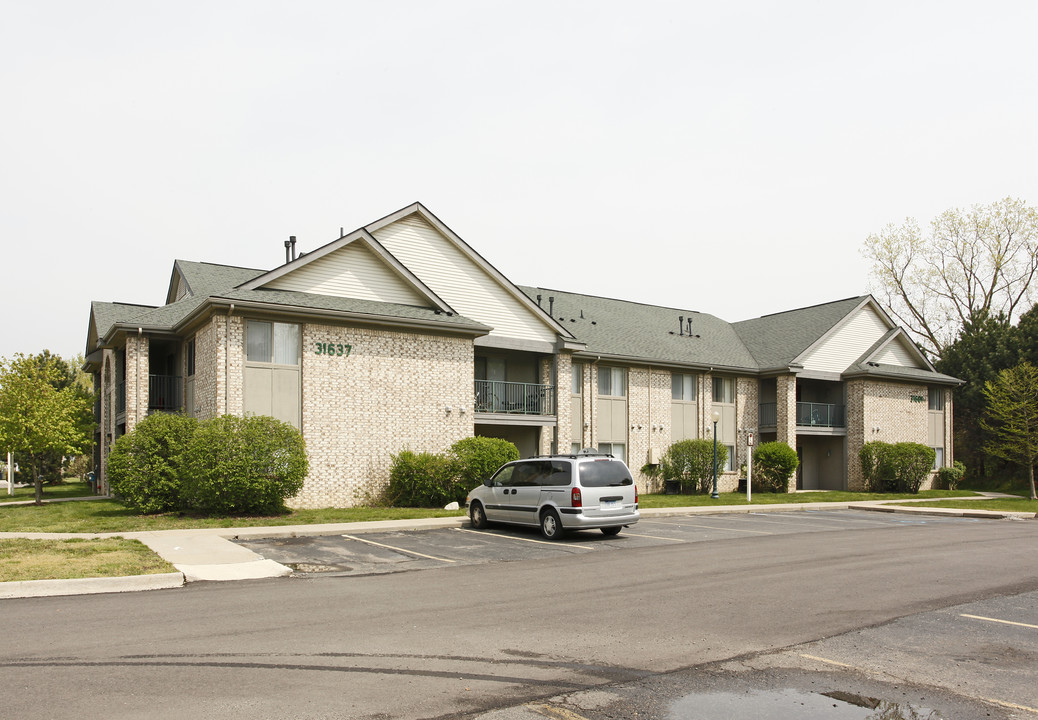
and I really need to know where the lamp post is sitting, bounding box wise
[711,409,721,499]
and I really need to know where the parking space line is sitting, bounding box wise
[799,653,854,668]
[961,613,1038,630]
[341,534,456,562]
[619,531,685,542]
[454,528,592,549]
[667,521,774,535]
[976,696,1038,715]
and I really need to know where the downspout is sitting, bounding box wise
[551,353,559,455]
[590,356,600,448]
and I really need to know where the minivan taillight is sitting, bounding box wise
[635,486,639,505]
[571,487,582,507]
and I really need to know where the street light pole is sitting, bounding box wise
[711,409,720,499]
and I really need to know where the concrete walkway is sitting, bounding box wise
[1,495,1033,599]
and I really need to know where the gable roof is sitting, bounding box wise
[732,296,870,371]
[520,287,758,370]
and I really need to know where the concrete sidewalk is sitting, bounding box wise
[1,497,1033,599]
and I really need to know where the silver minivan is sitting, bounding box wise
[466,451,640,539]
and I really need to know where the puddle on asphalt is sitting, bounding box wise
[669,688,939,719]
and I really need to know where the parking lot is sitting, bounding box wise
[235,509,982,576]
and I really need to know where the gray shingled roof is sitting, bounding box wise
[520,287,759,370]
[843,361,962,385]
[732,296,868,370]
[173,260,266,298]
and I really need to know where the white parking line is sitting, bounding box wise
[341,534,456,563]
[961,613,1038,630]
[665,521,774,535]
[619,531,685,542]
[454,527,593,549]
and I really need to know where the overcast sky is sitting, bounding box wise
[3,1,1037,361]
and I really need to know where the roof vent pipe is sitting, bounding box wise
[687,317,693,336]
[549,296,555,316]
[284,240,291,264]
[537,294,542,307]
[679,316,684,336]
[290,236,297,261]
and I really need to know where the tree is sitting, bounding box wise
[935,312,1019,481]
[0,353,93,503]
[981,363,1038,500]
[864,197,1038,360]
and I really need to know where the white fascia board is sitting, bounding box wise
[366,202,577,341]
[474,335,556,354]
[236,227,455,315]
[790,296,884,366]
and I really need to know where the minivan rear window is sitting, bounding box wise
[578,460,633,487]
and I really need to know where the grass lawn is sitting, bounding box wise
[0,538,177,582]
[0,499,467,534]
[638,489,977,508]
[0,478,97,504]
[888,497,1038,513]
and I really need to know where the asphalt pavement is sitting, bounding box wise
[0,494,1032,599]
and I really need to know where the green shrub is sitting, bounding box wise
[180,415,308,515]
[859,441,936,494]
[106,413,198,513]
[936,460,966,490]
[753,442,799,493]
[660,439,726,493]
[449,437,519,489]
[386,450,461,507]
[889,442,936,494]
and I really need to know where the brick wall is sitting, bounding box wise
[193,319,219,420]
[292,323,474,508]
[123,334,149,433]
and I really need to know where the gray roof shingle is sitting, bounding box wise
[732,296,868,369]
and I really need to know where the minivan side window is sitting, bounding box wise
[541,461,572,486]
[492,465,515,486]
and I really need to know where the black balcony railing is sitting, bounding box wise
[149,375,183,411]
[796,402,846,428]
[474,380,555,415]
[759,402,846,428]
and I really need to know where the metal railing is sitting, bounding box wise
[796,402,845,428]
[148,375,183,411]
[759,402,777,427]
[474,380,555,415]
[759,402,846,428]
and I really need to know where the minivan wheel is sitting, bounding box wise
[470,502,488,530]
[601,526,622,536]
[540,508,564,540]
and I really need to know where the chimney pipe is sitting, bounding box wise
[284,240,291,264]
[549,296,555,316]
[289,236,297,261]
[679,316,684,336]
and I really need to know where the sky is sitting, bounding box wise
[3,1,1037,361]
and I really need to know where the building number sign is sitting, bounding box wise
[315,342,352,357]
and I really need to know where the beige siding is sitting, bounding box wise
[800,305,890,373]
[263,242,427,305]
[874,337,921,368]
[373,215,557,343]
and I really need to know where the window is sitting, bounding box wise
[672,373,697,401]
[725,445,736,472]
[186,338,195,377]
[572,365,582,394]
[713,376,735,403]
[598,442,625,462]
[933,447,944,470]
[928,387,944,411]
[598,367,626,397]
[247,320,300,365]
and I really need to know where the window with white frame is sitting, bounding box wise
[672,373,697,401]
[928,387,944,411]
[598,442,625,462]
[713,376,735,404]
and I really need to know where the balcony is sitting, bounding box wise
[149,375,183,412]
[474,380,555,416]
[759,402,846,429]
[797,402,845,428]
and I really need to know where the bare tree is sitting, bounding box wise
[863,197,1038,360]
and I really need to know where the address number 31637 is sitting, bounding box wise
[315,342,352,357]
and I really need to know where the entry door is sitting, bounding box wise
[487,358,506,412]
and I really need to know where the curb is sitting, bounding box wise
[0,571,184,599]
